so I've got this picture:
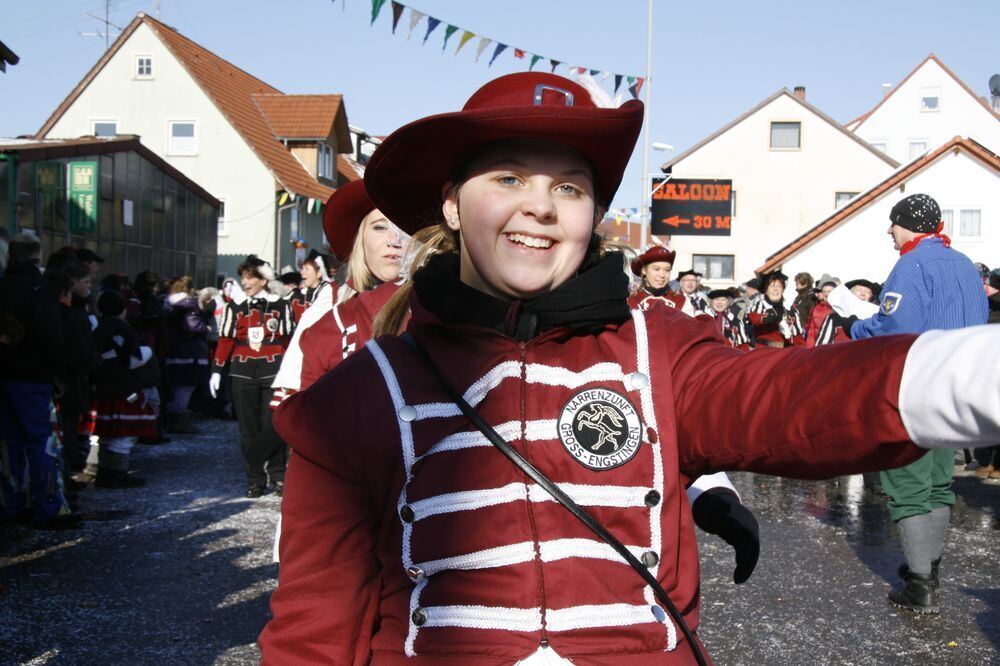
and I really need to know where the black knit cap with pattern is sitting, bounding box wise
[889,193,941,233]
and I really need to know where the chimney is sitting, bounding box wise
[793,86,806,101]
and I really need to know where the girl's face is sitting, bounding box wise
[241,271,267,297]
[766,279,785,301]
[361,209,406,283]
[850,284,874,302]
[643,261,671,290]
[300,262,321,289]
[442,140,597,300]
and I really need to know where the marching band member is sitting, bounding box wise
[210,255,292,498]
[296,180,407,391]
[747,271,805,348]
[627,246,694,316]
[706,288,750,350]
[677,269,710,315]
[260,72,1000,664]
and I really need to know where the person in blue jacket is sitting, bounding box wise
[834,193,988,613]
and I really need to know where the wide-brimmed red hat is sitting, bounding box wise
[364,72,644,234]
[322,180,376,260]
[630,245,676,276]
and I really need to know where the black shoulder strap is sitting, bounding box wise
[400,333,706,666]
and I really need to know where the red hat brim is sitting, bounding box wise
[365,101,643,235]
[323,180,376,260]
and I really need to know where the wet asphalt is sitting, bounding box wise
[1,416,997,665]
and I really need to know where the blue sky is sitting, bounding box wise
[1,0,997,211]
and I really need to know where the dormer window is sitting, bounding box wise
[317,142,334,180]
[135,55,153,79]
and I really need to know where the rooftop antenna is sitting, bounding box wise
[989,74,1000,112]
[79,0,122,49]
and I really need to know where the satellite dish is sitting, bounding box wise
[990,74,1000,97]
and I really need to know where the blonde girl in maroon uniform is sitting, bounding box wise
[260,73,1000,664]
[627,246,694,316]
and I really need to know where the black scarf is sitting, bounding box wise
[413,252,630,342]
[643,284,670,297]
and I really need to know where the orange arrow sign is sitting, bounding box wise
[661,215,691,228]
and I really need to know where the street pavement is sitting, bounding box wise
[1,416,997,665]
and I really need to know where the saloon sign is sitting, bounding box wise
[650,178,733,236]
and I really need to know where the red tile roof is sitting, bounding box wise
[37,13,341,202]
[846,54,1000,130]
[254,94,351,148]
[337,155,363,182]
[756,137,1000,274]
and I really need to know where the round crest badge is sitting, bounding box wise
[558,388,642,471]
[265,318,280,333]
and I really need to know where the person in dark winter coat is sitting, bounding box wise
[47,261,100,477]
[164,276,210,434]
[0,231,79,529]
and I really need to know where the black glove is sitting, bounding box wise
[761,309,782,325]
[691,488,760,584]
[827,312,858,338]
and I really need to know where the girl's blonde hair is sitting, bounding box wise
[169,275,194,295]
[340,220,375,302]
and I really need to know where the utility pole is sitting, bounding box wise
[639,0,654,249]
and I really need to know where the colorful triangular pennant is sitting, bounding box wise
[442,24,459,51]
[529,54,542,71]
[422,16,441,44]
[407,9,424,38]
[390,1,404,33]
[549,59,561,73]
[629,77,645,99]
[370,0,388,25]
[514,48,525,59]
[614,74,623,93]
[455,30,475,54]
[489,43,508,66]
[475,37,493,62]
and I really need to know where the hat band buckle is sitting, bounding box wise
[533,84,574,107]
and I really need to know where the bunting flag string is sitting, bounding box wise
[359,0,645,98]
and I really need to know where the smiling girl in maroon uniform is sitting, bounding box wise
[259,73,1000,664]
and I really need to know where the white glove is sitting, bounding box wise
[209,372,222,398]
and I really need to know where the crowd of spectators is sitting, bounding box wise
[0,229,227,529]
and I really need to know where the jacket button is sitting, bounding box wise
[642,551,659,567]
[646,427,658,444]
[644,490,661,507]
[628,372,649,390]
[651,605,666,622]
[411,608,428,626]
[399,505,415,523]
[406,566,425,582]
[398,405,417,422]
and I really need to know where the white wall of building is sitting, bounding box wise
[44,23,277,269]
[780,150,999,284]
[853,59,1000,163]
[665,93,896,286]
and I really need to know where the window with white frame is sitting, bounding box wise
[317,142,334,179]
[941,209,953,236]
[770,121,801,149]
[835,192,859,209]
[959,209,982,237]
[870,141,887,153]
[920,87,940,112]
[135,55,153,78]
[908,140,928,159]
[693,254,735,280]
[168,121,197,155]
[217,199,228,236]
[93,121,117,137]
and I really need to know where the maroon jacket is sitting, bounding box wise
[298,281,401,391]
[262,299,920,664]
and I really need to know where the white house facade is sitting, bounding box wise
[847,55,1000,164]
[659,89,899,286]
[758,137,999,284]
[38,13,352,279]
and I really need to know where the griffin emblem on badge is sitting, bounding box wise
[558,388,642,471]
